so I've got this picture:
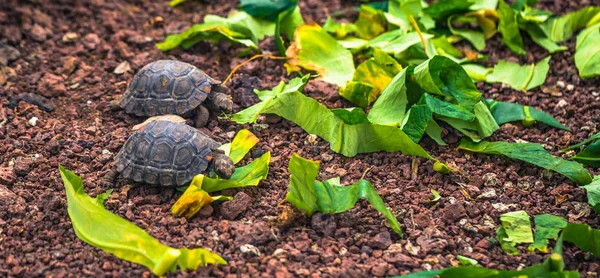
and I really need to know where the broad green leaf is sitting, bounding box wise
[457,255,478,266]
[528,214,568,253]
[413,56,482,111]
[436,101,499,142]
[424,0,472,21]
[286,153,403,236]
[485,99,570,131]
[457,139,592,185]
[331,107,370,124]
[575,23,600,79]
[367,69,411,126]
[562,223,600,257]
[470,0,498,11]
[240,0,298,22]
[466,9,498,39]
[395,253,577,277]
[373,31,434,55]
[225,129,260,164]
[540,6,600,42]
[355,5,387,39]
[462,64,492,81]
[285,153,320,217]
[561,132,600,152]
[339,49,403,107]
[497,210,534,255]
[286,23,354,87]
[338,82,378,108]
[233,86,435,159]
[201,151,271,193]
[486,56,551,91]
[323,17,358,39]
[582,176,600,213]
[171,178,216,219]
[448,15,486,51]
[386,0,424,30]
[497,0,525,55]
[232,74,310,123]
[59,166,226,276]
[519,5,553,22]
[276,6,305,55]
[157,11,271,51]
[523,23,568,53]
[572,140,600,167]
[431,36,463,57]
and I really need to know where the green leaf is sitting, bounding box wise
[367,68,411,126]
[395,253,578,277]
[457,139,592,185]
[386,0,424,30]
[582,176,600,213]
[239,0,298,22]
[286,23,354,87]
[486,56,550,91]
[286,154,403,236]
[225,129,260,164]
[561,132,600,152]
[448,15,486,51]
[354,5,387,39]
[575,23,600,79]
[528,214,568,253]
[427,189,441,202]
[372,30,434,55]
[540,6,600,42]
[457,255,478,266]
[156,11,272,51]
[413,56,482,111]
[462,64,492,82]
[232,81,435,159]
[497,210,534,256]
[470,0,498,11]
[572,140,600,167]
[285,153,320,217]
[485,99,570,131]
[59,166,226,276]
[437,101,499,142]
[424,0,472,21]
[522,23,568,53]
[339,48,403,107]
[431,36,463,57]
[323,17,358,39]
[201,151,271,193]
[562,223,600,257]
[276,6,305,56]
[497,0,525,55]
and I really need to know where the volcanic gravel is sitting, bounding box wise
[1,0,599,277]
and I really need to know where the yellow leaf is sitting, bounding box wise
[171,175,214,219]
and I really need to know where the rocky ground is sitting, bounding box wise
[1,0,599,277]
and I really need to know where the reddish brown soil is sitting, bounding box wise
[1,0,599,277]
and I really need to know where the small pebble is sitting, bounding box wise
[566,84,574,91]
[556,99,568,108]
[28,117,38,126]
[556,81,565,88]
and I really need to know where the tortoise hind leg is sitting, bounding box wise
[194,105,210,128]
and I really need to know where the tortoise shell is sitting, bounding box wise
[119,60,219,116]
[114,120,220,186]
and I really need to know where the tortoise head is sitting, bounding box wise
[211,85,233,113]
[211,153,235,179]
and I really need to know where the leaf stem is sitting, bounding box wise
[224,54,287,85]
[410,15,428,57]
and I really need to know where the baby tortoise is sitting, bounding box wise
[110,120,235,186]
[118,60,233,127]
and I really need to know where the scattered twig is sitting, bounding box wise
[410,15,429,57]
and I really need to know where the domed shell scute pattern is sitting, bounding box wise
[120,60,218,116]
[114,121,220,186]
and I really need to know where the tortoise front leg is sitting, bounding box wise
[100,165,119,187]
[208,85,233,113]
[194,105,210,128]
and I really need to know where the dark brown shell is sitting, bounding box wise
[119,60,219,116]
[114,120,220,186]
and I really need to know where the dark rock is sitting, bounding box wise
[14,157,33,176]
[311,213,337,236]
[368,232,392,250]
[220,191,251,220]
[416,236,448,254]
[38,73,66,98]
[475,238,493,250]
[443,203,467,223]
[0,166,16,185]
[0,44,20,66]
